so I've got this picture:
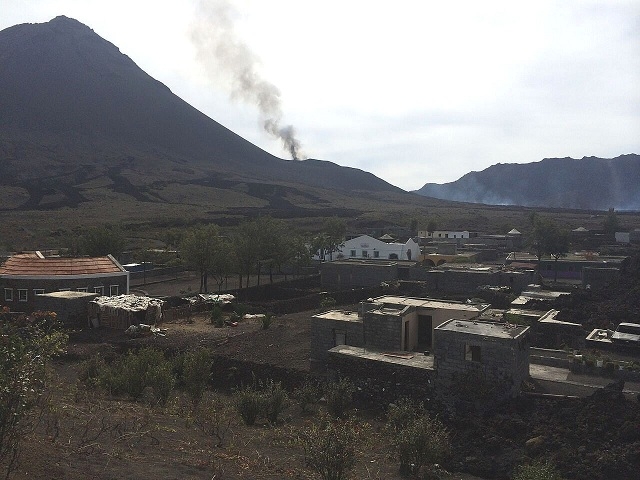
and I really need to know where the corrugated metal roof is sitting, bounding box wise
[0,252,123,276]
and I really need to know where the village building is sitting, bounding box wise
[0,251,129,312]
[333,234,420,262]
[433,319,530,398]
[505,251,628,282]
[320,258,418,288]
[311,295,490,362]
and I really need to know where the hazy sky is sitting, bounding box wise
[3,0,639,190]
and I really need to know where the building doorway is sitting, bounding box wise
[418,315,433,348]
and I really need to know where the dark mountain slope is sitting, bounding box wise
[415,155,640,210]
[0,16,398,194]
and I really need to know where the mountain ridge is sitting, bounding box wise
[415,154,640,210]
[0,16,400,198]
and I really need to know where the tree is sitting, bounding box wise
[529,216,568,282]
[0,308,68,476]
[180,225,231,293]
[603,208,620,235]
[80,224,126,258]
[289,235,313,277]
[322,218,346,261]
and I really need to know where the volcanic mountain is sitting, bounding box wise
[415,155,640,211]
[0,16,400,216]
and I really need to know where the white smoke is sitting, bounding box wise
[191,0,304,160]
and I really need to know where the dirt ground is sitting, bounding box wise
[6,309,488,480]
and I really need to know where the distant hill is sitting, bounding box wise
[0,16,399,212]
[415,155,640,210]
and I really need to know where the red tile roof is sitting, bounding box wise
[0,253,124,276]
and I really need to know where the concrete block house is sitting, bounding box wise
[0,251,129,312]
[433,319,530,398]
[314,296,531,401]
[311,295,490,362]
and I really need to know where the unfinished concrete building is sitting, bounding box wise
[311,295,490,362]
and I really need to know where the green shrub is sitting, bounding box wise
[259,379,288,424]
[181,348,213,406]
[386,399,449,477]
[261,313,274,330]
[194,396,233,448]
[299,415,362,480]
[102,347,175,405]
[293,381,322,414]
[233,303,248,319]
[390,413,450,476]
[210,306,224,327]
[234,385,262,426]
[319,296,336,312]
[513,459,564,480]
[78,353,108,389]
[325,378,355,419]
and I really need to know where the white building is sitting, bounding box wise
[334,235,419,261]
[418,230,475,240]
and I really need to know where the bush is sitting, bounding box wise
[180,348,213,406]
[386,399,450,476]
[259,379,288,424]
[0,309,67,476]
[102,347,175,405]
[293,381,322,414]
[325,378,355,419]
[513,459,564,480]
[261,313,274,330]
[210,306,224,327]
[194,396,233,448]
[319,296,336,312]
[299,415,362,480]
[234,385,262,426]
[233,379,289,425]
[78,353,108,389]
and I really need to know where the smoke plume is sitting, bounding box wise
[191,0,304,160]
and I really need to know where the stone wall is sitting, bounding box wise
[327,349,437,407]
[320,262,398,288]
[434,327,530,398]
[363,312,403,351]
[310,316,364,362]
[416,269,535,295]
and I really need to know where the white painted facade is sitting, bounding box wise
[334,235,419,261]
[418,230,471,240]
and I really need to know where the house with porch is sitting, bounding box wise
[0,251,129,312]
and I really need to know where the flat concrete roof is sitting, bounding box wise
[368,295,490,313]
[328,345,434,370]
[39,291,98,299]
[436,319,528,339]
[313,310,361,322]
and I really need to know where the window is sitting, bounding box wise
[33,289,45,295]
[76,287,88,293]
[361,250,368,258]
[465,344,482,362]
[333,329,346,346]
[4,288,13,302]
[94,286,104,295]
[109,285,119,296]
[17,289,28,302]
[350,250,356,257]
[373,250,380,258]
